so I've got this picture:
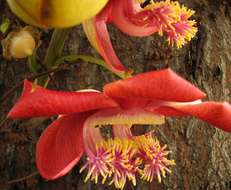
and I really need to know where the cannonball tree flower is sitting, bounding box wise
[8,69,231,188]
[6,0,109,28]
[83,0,198,73]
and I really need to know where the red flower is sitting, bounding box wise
[8,69,231,188]
[83,0,197,74]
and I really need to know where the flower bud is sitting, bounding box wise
[2,26,40,59]
[6,0,108,28]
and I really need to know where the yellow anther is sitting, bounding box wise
[82,135,175,188]
[138,0,197,48]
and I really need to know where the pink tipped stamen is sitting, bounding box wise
[125,0,197,48]
[106,138,141,189]
[81,109,174,189]
[80,145,112,184]
[81,134,174,188]
[136,135,175,183]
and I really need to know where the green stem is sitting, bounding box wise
[55,54,132,79]
[38,28,69,86]
[27,53,39,74]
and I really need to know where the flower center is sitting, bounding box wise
[81,108,174,189]
[132,0,197,48]
[81,135,174,189]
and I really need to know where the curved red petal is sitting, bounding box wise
[170,102,231,132]
[20,79,38,97]
[111,97,150,109]
[94,19,127,72]
[8,80,118,118]
[111,0,157,37]
[147,106,187,116]
[83,3,128,73]
[104,69,206,102]
[36,113,90,180]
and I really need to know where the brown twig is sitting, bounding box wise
[6,171,39,184]
[0,65,68,106]
[0,59,86,127]
[0,117,9,128]
[0,81,24,106]
[36,58,57,87]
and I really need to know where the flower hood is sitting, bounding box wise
[8,69,231,181]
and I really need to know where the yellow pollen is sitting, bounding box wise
[81,135,174,189]
[135,135,175,183]
[87,109,165,129]
[135,0,146,3]
[138,0,197,48]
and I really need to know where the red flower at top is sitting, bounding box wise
[83,0,197,74]
[8,69,231,189]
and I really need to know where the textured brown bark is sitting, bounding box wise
[0,0,231,190]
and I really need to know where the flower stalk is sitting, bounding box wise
[37,28,69,86]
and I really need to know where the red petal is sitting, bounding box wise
[112,97,150,109]
[83,3,128,73]
[8,80,118,118]
[104,69,206,102]
[94,19,127,72]
[36,112,90,179]
[20,79,38,98]
[170,102,231,132]
[148,106,187,116]
[111,0,157,36]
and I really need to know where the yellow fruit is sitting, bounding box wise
[7,0,108,28]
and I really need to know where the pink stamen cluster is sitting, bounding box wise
[80,145,112,184]
[136,135,175,183]
[134,0,197,48]
[81,135,175,189]
[106,139,141,188]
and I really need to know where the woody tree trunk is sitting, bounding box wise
[0,0,231,190]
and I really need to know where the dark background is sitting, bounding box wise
[0,0,231,189]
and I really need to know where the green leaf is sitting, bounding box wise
[38,29,69,86]
[55,54,132,79]
[27,53,39,74]
[0,18,10,34]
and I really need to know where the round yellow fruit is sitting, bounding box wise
[7,0,108,28]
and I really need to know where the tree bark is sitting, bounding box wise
[0,0,231,190]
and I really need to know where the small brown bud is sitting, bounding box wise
[1,26,40,59]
